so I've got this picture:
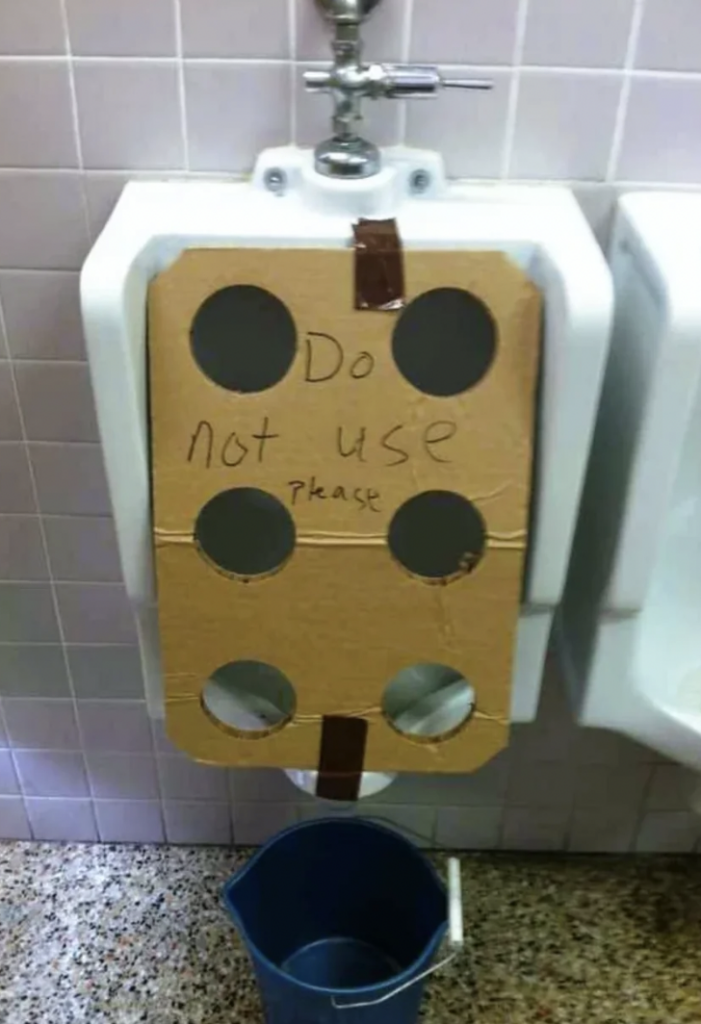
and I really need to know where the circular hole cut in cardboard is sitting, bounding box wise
[383,663,476,743]
[388,490,486,582]
[195,487,295,579]
[191,285,297,393]
[392,287,496,397]
[201,660,296,738]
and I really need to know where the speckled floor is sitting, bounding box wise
[0,843,700,1024]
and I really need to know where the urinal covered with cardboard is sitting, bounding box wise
[81,0,612,797]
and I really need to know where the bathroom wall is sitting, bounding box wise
[0,0,700,851]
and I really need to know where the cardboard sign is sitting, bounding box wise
[148,246,541,773]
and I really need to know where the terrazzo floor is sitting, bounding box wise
[0,842,700,1023]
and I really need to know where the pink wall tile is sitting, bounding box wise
[0,796,31,839]
[411,0,519,64]
[95,799,165,843]
[26,797,97,841]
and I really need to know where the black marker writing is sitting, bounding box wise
[253,416,280,463]
[380,424,409,467]
[424,420,457,463]
[305,332,343,383]
[350,352,375,379]
[337,426,367,462]
[188,420,214,469]
[221,433,249,467]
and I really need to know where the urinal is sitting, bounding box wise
[81,0,613,794]
[558,192,701,772]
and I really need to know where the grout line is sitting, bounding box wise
[0,641,137,648]
[289,0,298,144]
[606,0,646,182]
[0,579,127,587]
[396,0,416,144]
[174,0,191,173]
[0,50,700,78]
[630,763,656,854]
[500,0,530,179]
[57,0,91,246]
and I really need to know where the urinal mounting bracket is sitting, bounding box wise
[305,0,493,180]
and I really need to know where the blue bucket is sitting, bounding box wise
[224,818,448,1024]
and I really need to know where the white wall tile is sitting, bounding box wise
[74,61,184,171]
[410,0,519,65]
[511,70,622,180]
[636,0,701,72]
[523,0,634,68]
[406,67,511,179]
[181,0,290,59]
[185,62,291,173]
[617,77,701,184]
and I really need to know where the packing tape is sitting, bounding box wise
[352,218,406,312]
[153,528,526,552]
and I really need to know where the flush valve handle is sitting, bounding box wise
[304,0,492,179]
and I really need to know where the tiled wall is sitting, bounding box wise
[0,0,700,851]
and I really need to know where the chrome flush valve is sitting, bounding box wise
[305,0,492,179]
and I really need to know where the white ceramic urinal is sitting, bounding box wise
[558,192,701,772]
[81,145,612,741]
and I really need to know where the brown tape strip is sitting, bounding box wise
[316,716,369,802]
[352,218,406,312]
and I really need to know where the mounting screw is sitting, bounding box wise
[264,168,287,195]
[409,169,431,195]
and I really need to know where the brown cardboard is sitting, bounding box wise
[148,247,541,773]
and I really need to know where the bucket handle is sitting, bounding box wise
[332,857,464,1011]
